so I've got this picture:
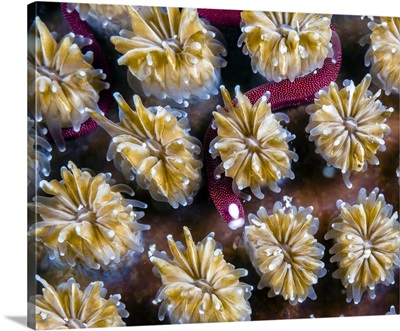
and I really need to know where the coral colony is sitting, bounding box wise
[28,2,399,328]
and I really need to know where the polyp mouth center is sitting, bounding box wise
[277,24,296,38]
[195,278,214,294]
[66,317,86,329]
[37,66,62,82]
[280,243,294,263]
[362,240,373,258]
[344,117,358,133]
[146,139,164,158]
[245,136,260,152]
[164,37,182,52]
[76,205,97,224]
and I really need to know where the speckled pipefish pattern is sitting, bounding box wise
[204,27,342,228]
[197,8,242,26]
[60,2,112,139]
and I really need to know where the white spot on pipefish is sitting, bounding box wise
[228,203,244,230]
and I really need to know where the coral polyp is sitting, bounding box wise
[209,85,298,201]
[360,17,400,95]
[238,11,333,82]
[149,226,252,323]
[110,6,227,105]
[66,3,136,36]
[88,93,203,208]
[27,16,109,152]
[244,202,326,305]
[325,188,400,304]
[305,74,393,188]
[29,275,128,329]
[28,161,149,271]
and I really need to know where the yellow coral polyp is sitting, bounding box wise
[87,93,203,208]
[29,276,128,329]
[360,17,400,95]
[325,188,400,304]
[28,161,149,271]
[210,85,298,201]
[27,17,109,152]
[238,11,333,82]
[305,74,393,188]
[149,226,252,323]
[244,202,326,305]
[110,7,227,105]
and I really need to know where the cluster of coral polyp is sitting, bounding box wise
[27,3,399,327]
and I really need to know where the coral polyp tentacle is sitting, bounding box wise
[210,85,298,200]
[66,3,137,36]
[204,27,342,227]
[238,12,333,83]
[27,117,52,194]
